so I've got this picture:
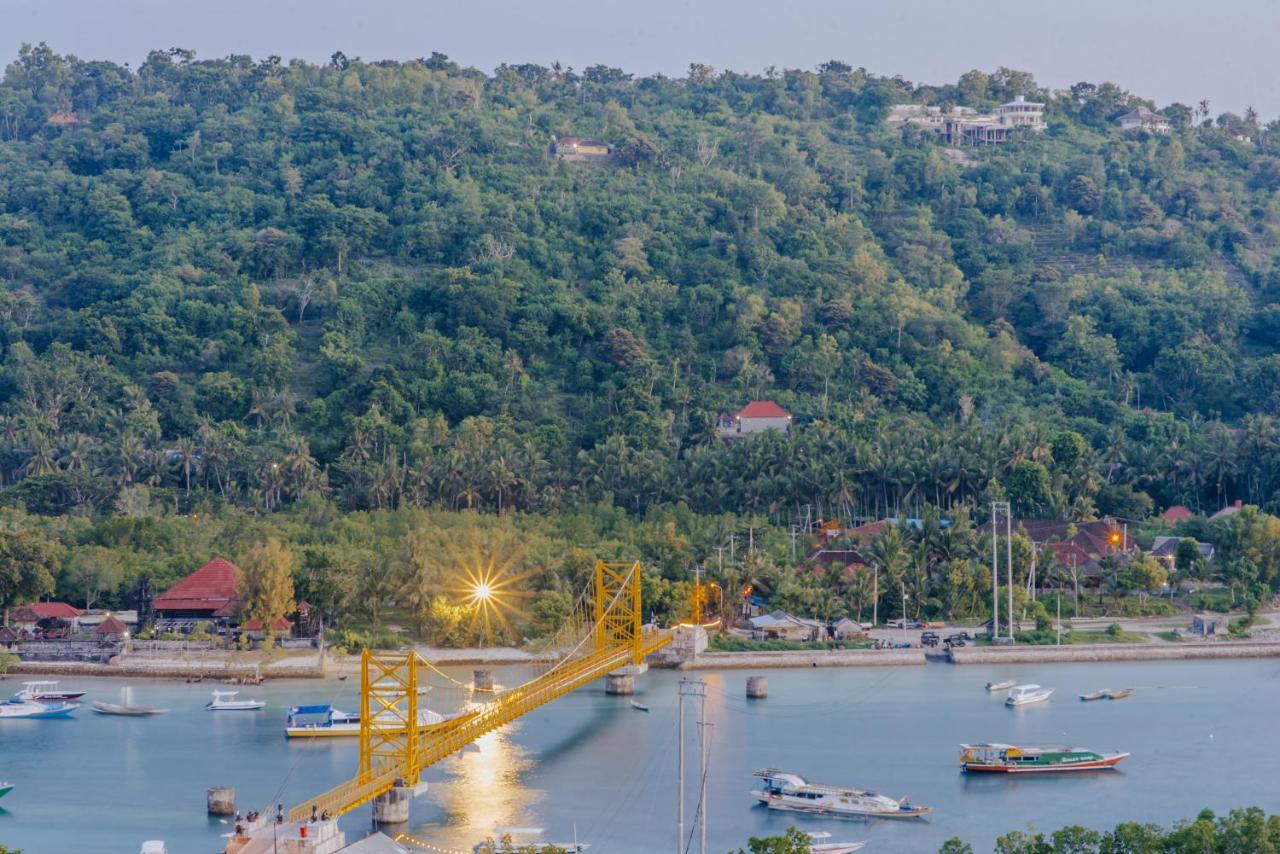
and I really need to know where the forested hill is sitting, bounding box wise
[2,45,1280,523]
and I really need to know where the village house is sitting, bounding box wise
[549,136,612,161]
[1158,505,1194,524]
[0,626,20,651]
[830,616,869,641]
[891,96,1046,146]
[153,557,242,630]
[1149,536,1214,571]
[717,400,792,437]
[1117,106,1171,133]
[748,611,824,642]
[7,602,82,632]
[93,615,130,642]
[241,616,295,641]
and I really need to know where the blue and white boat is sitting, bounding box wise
[285,704,360,738]
[0,700,79,719]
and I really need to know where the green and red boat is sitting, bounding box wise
[960,743,1129,773]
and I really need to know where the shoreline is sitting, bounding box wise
[948,641,1280,664]
[675,648,927,669]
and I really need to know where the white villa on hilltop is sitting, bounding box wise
[888,95,1046,146]
[1117,107,1171,133]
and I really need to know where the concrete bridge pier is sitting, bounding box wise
[372,786,410,826]
[473,669,494,692]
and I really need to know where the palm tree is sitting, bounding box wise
[868,524,908,626]
[172,437,201,495]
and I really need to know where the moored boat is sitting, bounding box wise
[13,681,86,702]
[960,743,1130,773]
[0,700,78,719]
[752,768,932,819]
[1105,688,1133,700]
[630,701,650,712]
[0,782,12,799]
[284,703,446,737]
[985,680,1016,692]
[92,700,168,716]
[206,690,264,711]
[1006,684,1053,706]
[806,832,866,853]
[1080,690,1108,701]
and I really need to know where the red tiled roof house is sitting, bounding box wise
[719,400,792,437]
[154,557,242,621]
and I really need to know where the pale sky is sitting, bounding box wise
[3,0,1279,118]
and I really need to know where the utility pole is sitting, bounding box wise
[699,691,711,854]
[1006,505,1013,640]
[748,526,754,553]
[729,533,736,563]
[1056,591,1062,646]
[990,502,999,640]
[677,678,706,854]
[789,526,799,561]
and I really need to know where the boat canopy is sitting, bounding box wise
[289,704,334,716]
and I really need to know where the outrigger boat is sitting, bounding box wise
[985,680,1016,692]
[206,690,265,711]
[1005,684,1053,706]
[1105,688,1133,700]
[1080,690,1108,701]
[752,769,932,819]
[284,703,446,738]
[92,700,167,716]
[0,700,78,718]
[960,743,1130,773]
[13,681,86,702]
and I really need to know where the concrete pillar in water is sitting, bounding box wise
[207,786,236,815]
[746,676,768,699]
[372,787,410,825]
[473,669,494,692]
[605,673,635,695]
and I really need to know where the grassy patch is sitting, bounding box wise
[1157,631,1183,642]
[1187,589,1235,613]
[1065,629,1148,644]
[707,635,873,652]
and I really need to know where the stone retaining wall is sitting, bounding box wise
[949,642,1280,664]
[676,648,925,670]
[9,654,325,680]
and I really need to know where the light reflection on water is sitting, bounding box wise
[427,724,540,843]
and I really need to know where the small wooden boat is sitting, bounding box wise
[1104,688,1133,700]
[1080,690,1108,701]
[0,781,13,799]
[630,701,650,712]
[1006,684,1053,706]
[985,680,1016,692]
[92,700,168,716]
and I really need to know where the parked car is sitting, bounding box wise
[920,631,940,647]
[886,618,908,629]
[945,632,969,647]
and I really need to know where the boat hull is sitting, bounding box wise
[754,794,932,819]
[0,702,78,719]
[0,783,12,799]
[963,754,1129,773]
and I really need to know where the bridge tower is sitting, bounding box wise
[594,560,644,665]
[358,649,420,786]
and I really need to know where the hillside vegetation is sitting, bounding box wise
[4,47,1280,629]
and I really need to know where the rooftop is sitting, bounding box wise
[155,557,241,612]
[737,400,790,419]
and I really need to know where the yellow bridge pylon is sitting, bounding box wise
[289,559,670,821]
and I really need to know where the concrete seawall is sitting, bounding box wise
[677,648,926,670]
[949,642,1280,665]
[10,656,325,680]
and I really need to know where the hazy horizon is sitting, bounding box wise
[3,0,1279,118]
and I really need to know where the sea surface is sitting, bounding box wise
[0,658,1275,853]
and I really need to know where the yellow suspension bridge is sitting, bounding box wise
[287,560,671,822]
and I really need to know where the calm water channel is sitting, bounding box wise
[1,658,1277,853]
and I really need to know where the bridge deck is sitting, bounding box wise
[289,631,670,821]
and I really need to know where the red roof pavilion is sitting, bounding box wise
[241,616,293,633]
[94,615,129,635]
[737,400,790,419]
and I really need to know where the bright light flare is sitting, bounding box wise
[472,583,493,602]
[444,533,539,644]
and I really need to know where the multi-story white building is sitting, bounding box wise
[1116,107,1171,133]
[891,95,1046,146]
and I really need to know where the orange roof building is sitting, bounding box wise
[155,557,241,619]
[1159,505,1194,524]
[94,615,129,636]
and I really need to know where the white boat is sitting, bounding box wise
[0,700,79,718]
[206,690,265,711]
[806,831,867,853]
[474,827,588,852]
[1006,684,1053,706]
[985,680,1016,692]
[140,842,168,854]
[285,704,446,738]
[752,769,932,819]
[13,680,86,702]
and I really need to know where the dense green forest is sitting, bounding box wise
[4,45,1280,630]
